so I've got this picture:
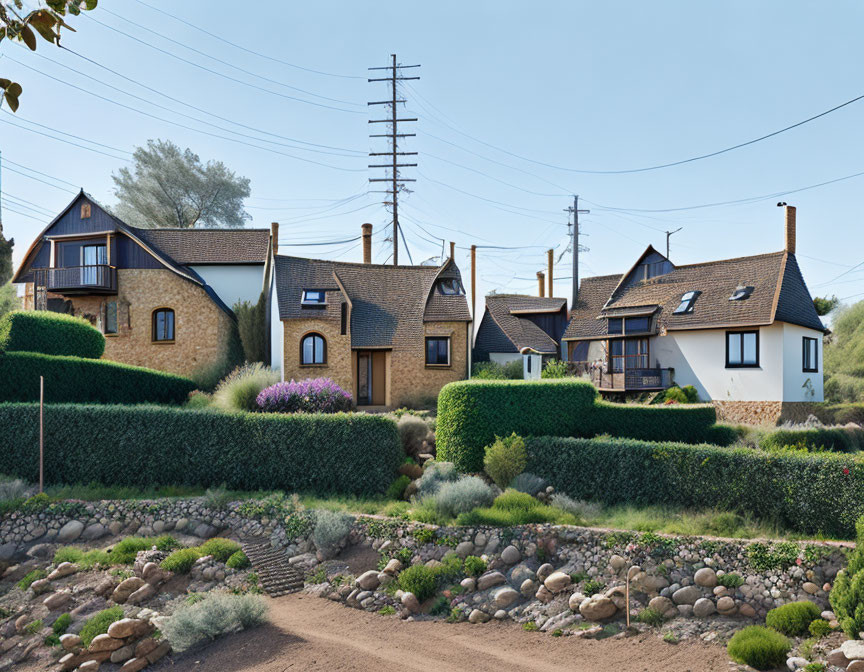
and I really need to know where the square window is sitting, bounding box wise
[301,290,326,305]
[608,318,622,334]
[625,316,650,333]
[425,337,450,366]
[726,331,759,368]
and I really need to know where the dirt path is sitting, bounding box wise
[157,593,732,672]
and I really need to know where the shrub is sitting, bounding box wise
[0,352,195,405]
[398,564,438,602]
[483,433,527,489]
[472,360,522,380]
[456,489,577,527]
[52,613,71,635]
[463,555,486,577]
[257,378,352,414]
[17,569,46,590]
[635,607,665,626]
[0,476,30,502]
[161,548,203,574]
[766,601,821,636]
[717,573,745,589]
[415,461,458,499]
[583,579,606,596]
[212,363,278,413]
[312,510,353,556]
[79,607,124,647]
[397,415,431,456]
[524,435,864,538]
[160,592,267,652]
[541,360,569,379]
[549,493,596,522]
[198,538,242,563]
[0,404,402,496]
[511,472,546,496]
[226,550,250,570]
[813,403,864,426]
[727,626,791,670]
[760,427,864,453]
[428,477,495,519]
[0,310,104,358]
[663,387,688,404]
[808,618,832,638]
[203,484,233,510]
[386,475,411,500]
[831,516,864,638]
[23,619,42,635]
[233,293,268,364]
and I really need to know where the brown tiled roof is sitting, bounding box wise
[274,256,470,349]
[131,228,270,264]
[563,250,825,340]
[482,294,566,354]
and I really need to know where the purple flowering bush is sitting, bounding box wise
[257,378,353,414]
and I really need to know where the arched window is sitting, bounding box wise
[301,333,326,365]
[152,308,175,342]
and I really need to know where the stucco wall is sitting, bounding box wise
[189,264,265,311]
[781,322,824,402]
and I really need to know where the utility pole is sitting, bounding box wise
[547,249,554,297]
[665,227,683,259]
[368,54,420,265]
[565,195,590,306]
[470,244,477,337]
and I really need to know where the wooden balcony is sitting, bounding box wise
[568,361,672,392]
[34,266,117,294]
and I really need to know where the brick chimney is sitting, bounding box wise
[450,241,455,259]
[537,271,546,297]
[784,204,796,254]
[270,222,279,255]
[361,223,373,263]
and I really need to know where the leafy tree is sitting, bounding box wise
[813,295,839,317]
[0,232,12,285]
[0,1,98,112]
[0,283,19,318]
[233,293,267,364]
[824,300,864,402]
[112,140,251,229]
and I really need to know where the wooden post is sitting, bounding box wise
[470,244,477,336]
[625,565,641,628]
[548,248,554,297]
[39,376,44,494]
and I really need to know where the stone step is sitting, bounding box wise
[239,536,304,597]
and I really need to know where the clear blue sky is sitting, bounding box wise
[2,0,863,313]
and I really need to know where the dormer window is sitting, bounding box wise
[674,291,701,314]
[438,279,465,296]
[729,285,754,301]
[301,290,326,306]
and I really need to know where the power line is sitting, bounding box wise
[0,115,130,161]
[130,0,363,80]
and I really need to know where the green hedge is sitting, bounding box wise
[524,435,864,538]
[0,404,402,496]
[436,379,728,472]
[0,311,104,358]
[760,427,864,453]
[811,403,864,426]
[0,351,195,405]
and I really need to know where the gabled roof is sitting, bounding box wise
[563,247,825,340]
[481,294,567,355]
[131,228,270,265]
[274,255,471,349]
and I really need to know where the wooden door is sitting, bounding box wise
[371,351,386,405]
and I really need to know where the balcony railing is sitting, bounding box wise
[567,361,672,391]
[34,265,117,294]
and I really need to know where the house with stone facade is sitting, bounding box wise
[12,190,272,378]
[270,224,472,407]
[563,205,826,424]
[473,294,568,379]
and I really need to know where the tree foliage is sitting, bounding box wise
[824,300,864,403]
[234,293,267,363]
[111,140,251,229]
[0,1,97,112]
[813,295,839,317]
[0,284,19,319]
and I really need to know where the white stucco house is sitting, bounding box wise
[563,205,826,424]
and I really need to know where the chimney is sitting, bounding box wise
[783,204,796,254]
[361,223,373,263]
[270,222,279,255]
[449,241,455,259]
[537,271,546,297]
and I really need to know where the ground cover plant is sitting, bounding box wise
[257,378,352,413]
[79,607,124,647]
[161,538,242,573]
[456,489,578,527]
[727,625,791,670]
[160,592,267,652]
[765,601,821,636]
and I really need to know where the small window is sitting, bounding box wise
[301,333,326,365]
[624,316,651,333]
[340,302,348,336]
[80,203,91,219]
[104,301,118,335]
[729,285,754,301]
[803,336,818,373]
[152,308,175,342]
[674,290,701,314]
[527,356,532,374]
[726,330,759,368]
[438,279,465,296]
[426,337,450,366]
[301,290,326,306]
[607,318,623,334]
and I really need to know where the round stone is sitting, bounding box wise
[694,568,717,588]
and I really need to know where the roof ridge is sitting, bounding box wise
[275,254,443,271]
[674,250,786,269]
[132,226,270,233]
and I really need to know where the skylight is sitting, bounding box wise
[673,290,701,314]
[729,286,754,301]
[301,289,326,306]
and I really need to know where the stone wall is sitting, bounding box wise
[713,401,821,426]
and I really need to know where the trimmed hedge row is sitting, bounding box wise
[436,379,730,472]
[524,435,864,538]
[0,404,402,496]
[760,427,864,453]
[0,311,104,359]
[0,352,195,405]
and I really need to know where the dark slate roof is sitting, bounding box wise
[563,250,825,340]
[274,256,470,349]
[131,228,270,265]
[473,309,517,360]
[479,294,566,355]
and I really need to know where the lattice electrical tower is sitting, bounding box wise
[368,54,420,265]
